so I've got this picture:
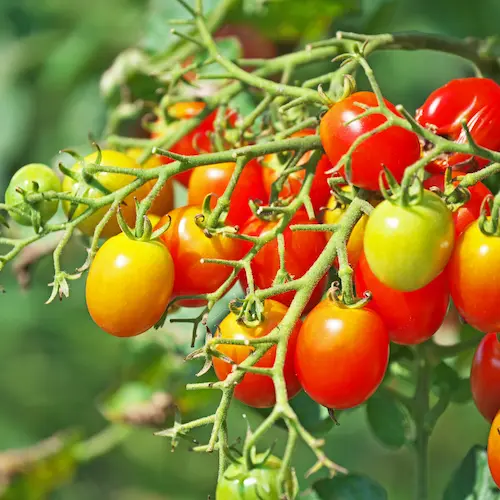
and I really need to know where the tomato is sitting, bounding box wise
[355,252,449,344]
[449,221,500,333]
[488,410,500,488]
[5,163,61,226]
[319,92,421,191]
[471,333,500,422]
[156,206,245,307]
[240,211,327,313]
[416,78,500,172]
[295,299,389,409]
[261,130,332,214]
[187,159,266,227]
[62,150,144,238]
[86,233,174,337]
[364,190,454,291]
[216,454,297,500]
[216,24,277,60]
[126,148,174,216]
[213,299,301,408]
[424,171,491,236]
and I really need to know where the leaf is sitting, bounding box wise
[432,361,461,395]
[366,388,414,449]
[100,381,155,422]
[443,446,500,500]
[313,474,388,500]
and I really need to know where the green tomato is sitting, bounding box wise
[363,189,454,291]
[216,454,298,500]
[5,163,61,226]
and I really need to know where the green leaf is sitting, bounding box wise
[313,474,388,500]
[432,361,461,395]
[366,388,414,449]
[443,446,500,500]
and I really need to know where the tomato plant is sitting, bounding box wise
[86,232,174,337]
[319,92,421,191]
[488,410,500,488]
[212,299,301,408]
[448,220,500,333]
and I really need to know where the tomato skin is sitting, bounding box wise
[188,159,266,227]
[364,190,454,292]
[416,78,500,172]
[86,233,174,337]
[471,333,500,423]
[319,92,421,191]
[240,211,327,313]
[213,300,301,408]
[261,130,332,214]
[355,252,449,345]
[156,206,245,307]
[5,163,61,226]
[424,171,491,236]
[488,411,500,488]
[295,299,389,409]
[449,221,500,333]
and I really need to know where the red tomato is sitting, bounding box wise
[261,130,332,214]
[471,333,500,422]
[240,211,327,313]
[212,299,301,408]
[488,411,500,488]
[319,92,421,191]
[216,24,277,60]
[424,171,491,236]
[448,220,500,333]
[156,206,245,307]
[188,159,266,227]
[355,252,449,345]
[295,299,389,409]
[416,78,500,172]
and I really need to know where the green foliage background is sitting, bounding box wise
[0,0,499,498]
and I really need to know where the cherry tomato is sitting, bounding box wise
[471,333,500,422]
[188,159,266,227]
[355,252,449,344]
[240,211,327,313]
[416,78,500,172]
[424,171,491,236]
[5,163,61,226]
[62,150,143,238]
[319,92,421,191]
[449,221,500,333]
[212,299,301,408]
[295,299,389,409]
[126,148,174,216]
[216,454,297,500]
[364,190,454,291]
[86,233,174,337]
[156,206,245,307]
[261,130,332,214]
[488,410,500,488]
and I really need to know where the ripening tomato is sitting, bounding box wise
[449,221,500,333]
[416,78,500,172]
[240,211,327,313]
[488,410,500,488]
[188,159,266,227]
[295,299,389,409]
[156,206,245,307]
[355,252,449,344]
[86,233,174,337]
[364,190,454,291]
[212,300,301,408]
[319,92,421,191]
[424,171,491,236]
[471,333,500,422]
[5,163,61,226]
[261,130,332,214]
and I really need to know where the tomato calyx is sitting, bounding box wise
[478,196,500,236]
[426,168,471,212]
[327,281,372,309]
[192,193,240,237]
[379,166,427,207]
[116,205,171,243]
[229,295,266,328]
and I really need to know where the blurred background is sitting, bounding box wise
[0,0,499,498]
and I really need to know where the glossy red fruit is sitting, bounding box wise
[355,252,449,345]
[295,299,389,409]
[319,91,421,191]
[416,78,500,172]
